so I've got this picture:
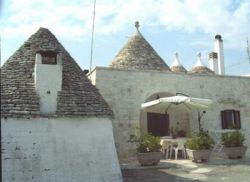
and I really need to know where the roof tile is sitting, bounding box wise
[1,28,113,118]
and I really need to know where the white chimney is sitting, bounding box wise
[209,52,219,74]
[34,51,62,115]
[214,35,225,75]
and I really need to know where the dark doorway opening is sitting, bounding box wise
[147,112,170,137]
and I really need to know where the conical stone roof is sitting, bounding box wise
[189,53,214,75]
[1,28,113,118]
[109,22,170,71]
[170,53,187,73]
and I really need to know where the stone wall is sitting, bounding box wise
[90,67,250,159]
[2,117,122,182]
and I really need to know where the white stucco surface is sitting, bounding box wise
[214,38,225,75]
[89,67,250,159]
[2,117,122,182]
[34,63,62,114]
[209,56,218,74]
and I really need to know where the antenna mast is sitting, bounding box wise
[247,39,250,64]
[0,35,1,65]
[89,0,96,72]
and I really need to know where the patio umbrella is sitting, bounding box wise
[141,95,212,114]
[141,94,213,131]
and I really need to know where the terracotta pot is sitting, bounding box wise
[137,152,162,166]
[186,149,211,162]
[223,146,247,159]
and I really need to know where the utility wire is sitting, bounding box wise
[89,0,96,72]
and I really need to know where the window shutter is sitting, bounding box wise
[233,110,241,129]
[221,111,227,129]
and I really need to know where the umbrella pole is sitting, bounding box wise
[198,112,201,132]
[198,111,206,132]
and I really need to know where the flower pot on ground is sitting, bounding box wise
[221,130,248,159]
[129,131,162,166]
[137,152,162,166]
[185,131,214,162]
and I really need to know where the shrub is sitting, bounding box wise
[221,130,245,147]
[185,131,214,150]
[129,132,161,153]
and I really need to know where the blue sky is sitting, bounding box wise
[1,0,250,75]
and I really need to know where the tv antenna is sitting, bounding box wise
[89,0,96,72]
[247,38,250,65]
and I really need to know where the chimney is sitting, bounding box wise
[34,51,62,115]
[209,52,218,74]
[214,35,225,75]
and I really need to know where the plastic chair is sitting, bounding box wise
[162,141,173,159]
[173,140,186,160]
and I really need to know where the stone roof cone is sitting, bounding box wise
[189,52,214,74]
[170,52,187,73]
[109,21,170,71]
[1,27,113,118]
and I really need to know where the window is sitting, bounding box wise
[39,51,57,64]
[221,110,241,129]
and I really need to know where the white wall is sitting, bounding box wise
[214,38,225,75]
[90,67,250,159]
[34,53,62,114]
[1,117,122,182]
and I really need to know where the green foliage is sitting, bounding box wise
[129,130,161,153]
[221,130,245,147]
[185,131,214,150]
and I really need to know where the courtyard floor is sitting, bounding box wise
[121,156,250,182]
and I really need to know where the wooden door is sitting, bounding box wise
[147,112,170,136]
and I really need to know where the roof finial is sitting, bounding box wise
[135,21,140,30]
[193,52,205,67]
[197,52,201,59]
[175,52,179,59]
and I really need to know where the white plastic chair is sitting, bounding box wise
[173,140,186,160]
[162,141,173,159]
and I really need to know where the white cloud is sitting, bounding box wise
[1,0,249,49]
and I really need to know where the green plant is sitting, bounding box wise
[185,131,214,150]
[129,131,161,153]
[221,130,245,147]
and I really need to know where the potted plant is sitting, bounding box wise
[185,131,214,162]
[221,130,247,159]
[129,130,162,166]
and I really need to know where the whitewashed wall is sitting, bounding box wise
[34,64,62,114]
[1,117,122,182]
[90,67,250,159]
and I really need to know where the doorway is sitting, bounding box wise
[147,112,170,136]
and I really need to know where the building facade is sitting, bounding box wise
[89,23,250,159]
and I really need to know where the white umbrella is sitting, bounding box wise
[141,95,212,114]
